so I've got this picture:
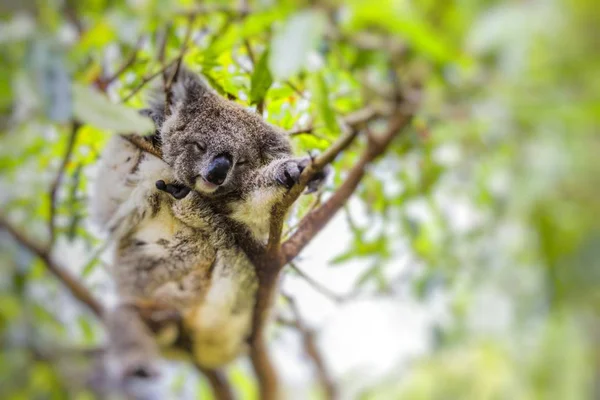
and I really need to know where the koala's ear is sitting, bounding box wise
[143,67,210,129]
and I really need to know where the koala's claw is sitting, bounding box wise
[156,180,191,199]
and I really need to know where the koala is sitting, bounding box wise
[90,67,326,382]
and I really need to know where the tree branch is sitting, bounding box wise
[281,110,413,263]
[250,103,403,398]
[121,58,182,103]
[287,126,315,137]
[250,333,279,400]
[158,23,172,94]
[286,81,306,99]
[101,38,143,89]
[0,216,103,317]
[120,134,163,159]
[49,121,81,246]
[196,366,235,400]
[266,106,382,254]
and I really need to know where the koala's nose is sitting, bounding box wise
[205,154,231,185]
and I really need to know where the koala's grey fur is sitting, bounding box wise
[90,67,325,382]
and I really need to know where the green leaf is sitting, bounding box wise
[313,73,339,135]
[250,49,273,105]
[269,10,326,80]
[72,83,154,133]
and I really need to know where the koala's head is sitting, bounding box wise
[143,68,291,196]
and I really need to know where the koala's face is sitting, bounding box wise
[160,94,274,196]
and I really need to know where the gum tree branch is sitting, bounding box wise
[281,110,413,263]
[250,102,410,400]
[49,121,81,246]
[0,215,103,317]
[250,333,280,400]
[266,105,383,253]
[196,366,235,400]
[120,134,163,158]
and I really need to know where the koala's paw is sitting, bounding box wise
[275,157,332,192]
[275,158,309,189]
[156,180,191,199]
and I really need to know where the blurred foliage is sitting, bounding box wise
[0,0,598,399]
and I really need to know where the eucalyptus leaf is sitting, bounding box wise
[313,73,339,134]
[250,49,273,104]
[269,10,326,80]
[72,83,154,133]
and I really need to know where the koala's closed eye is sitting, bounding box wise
[190,142,206,152]
[237,159,248,166]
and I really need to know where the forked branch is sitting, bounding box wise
[281,110,413,263]
[266,105,388,254]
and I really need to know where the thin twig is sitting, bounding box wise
[178,4,247,18]
[103,38,143,87]
[158,24,172,93]
[288,126,314,136]
[49,121,81,247]
[286,81,306,99]
[121,58,181,103]
[288,262,345,303]
[164,15,196,113]
[0,215,103,317]
[282,292,338,400]
[244,39,255,66]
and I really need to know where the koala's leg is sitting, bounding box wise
[185,248,258,368]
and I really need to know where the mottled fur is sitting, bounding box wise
[90,67,324,380]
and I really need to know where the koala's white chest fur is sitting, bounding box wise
[230,186,280,242]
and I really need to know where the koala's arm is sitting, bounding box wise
[230,155,329,242]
